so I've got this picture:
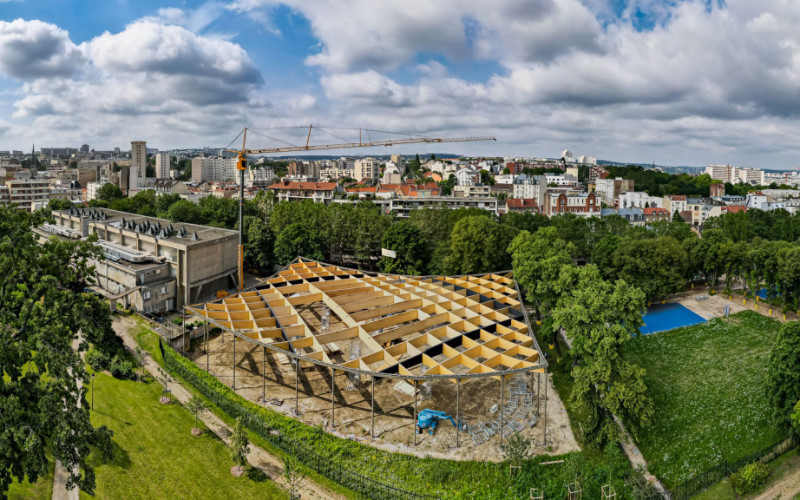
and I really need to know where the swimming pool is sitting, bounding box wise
[640,302,707,335]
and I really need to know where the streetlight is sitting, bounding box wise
[91,372,95,410]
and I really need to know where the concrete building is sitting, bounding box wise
[49,207,238,309]
[354,157,379,182]
[248,167,276,188]
[85,181,108,202]
[131,141,147,189]
[452,184,492,198]
[746,192,769,210]
[505,198,539,214]
[2,179,53,209]
[288,161,321,179]
[455,167,479,186]
[154,180,188,195]
[155,152,171,179]
[705,164,765,185]
[644,207,671,223]
[191,157,238,183]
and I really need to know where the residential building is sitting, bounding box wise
[155,152,171,179]
[716,194,746,206]
[644,207,671,223]
[267,181,341,203]
[542,192,600,217]
[512,175,547,203]
[505,198,539,214]
[746,192,769,210]
[3,179,53,209]
[389,197,498,218]
[709,183,725,197]
[452,185,492,198]
[705,164,765,185]
[601,207,645,226]
[619,191,663,209]
[390,154,404,171]
[455,167,479,186]
[47,207,238,309]
[663,195,688,215]
[85,181,108,202]
[354,157,379,182]
[595,177,634,206]
[154,180,188,195]
[706,164,734,183]
[248,167,276,188]
[191,157,238,183]
[382,163,403,184]
[130,140,146,189]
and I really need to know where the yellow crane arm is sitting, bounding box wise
[228,135,496,155]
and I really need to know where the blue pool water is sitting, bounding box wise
[640,302,707,335]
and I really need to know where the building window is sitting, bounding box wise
[143,291,151,300]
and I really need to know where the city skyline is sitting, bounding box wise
[3,1,800,168]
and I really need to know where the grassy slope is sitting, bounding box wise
[7,458,53,500]
[132,320,635,500]
[79,368,286,500]
[624,311,783,488]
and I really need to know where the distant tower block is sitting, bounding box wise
[131,140,147,188]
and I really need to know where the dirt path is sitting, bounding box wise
[752,461,800,500]
[113,316,346,500]
[613,416,669,499]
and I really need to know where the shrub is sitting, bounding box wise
[171,317,184,326]
[730,462,770,495]
[109,355,135,379]
[85,346,110,372]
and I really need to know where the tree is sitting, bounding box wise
[166,200,205,225]
[0,207,117,495]
[97,183,124,203]
[672,210,683,222]
[499,431,531,465]
[228,418,250,475]
[766,321,800,431]
[282,455,306,500]
[156,366,173,404]
[274,223,326,264]
[243,215,274,273]
[444,216,517,274]
[47,197,74,211]
[552,264,651,444]
[379,221,428,275]
[479,169,495,186]
[186,397,209,436]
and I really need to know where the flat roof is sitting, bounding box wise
[187,259,546,381]
[55,208,237,244]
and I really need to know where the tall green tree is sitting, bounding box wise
[0,207,115,495]
[378,221,428,275]
[97,183,123,203]
[766,321,800,432]
[274,223,326,264]
[444,216,517,274]
[552,264,651,444]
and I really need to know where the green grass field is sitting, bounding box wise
[79,369,286,500]
[7,458,53,500]
[624,311,784,488]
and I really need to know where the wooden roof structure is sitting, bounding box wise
[187,259,547,380]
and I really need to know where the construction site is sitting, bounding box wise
[183,259,579,461]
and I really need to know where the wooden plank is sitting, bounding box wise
[350,299,423,322]
[362,309,418,333]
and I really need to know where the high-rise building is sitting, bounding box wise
[191,157,238,183]
[155,152,171,179]
[80,144,90,154]
[130,141,147,188]
[355,157,379,182]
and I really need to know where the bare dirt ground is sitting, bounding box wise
[752,453,800,500]
[190,329,579,461]
[673,281,798,323]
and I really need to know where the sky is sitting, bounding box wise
[1,0,800,168]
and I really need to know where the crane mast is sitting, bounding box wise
[230,127,496,291]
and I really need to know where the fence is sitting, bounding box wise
[668,434,798,500]
[159,338,438,500]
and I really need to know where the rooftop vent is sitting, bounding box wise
[190,231,199,241]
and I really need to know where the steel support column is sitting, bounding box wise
[262,346,266,402]
[232,334,236,390]
[543,367,548,447]
[413,380,418,446]
[500,375,505,444]
[330,367,335,428]
[295,359,299,415]
[456,377,461,448]
[371,376,376,439]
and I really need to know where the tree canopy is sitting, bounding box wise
[766,321,800,432]
[0,207,115,495]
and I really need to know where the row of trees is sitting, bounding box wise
[510,227,652,444]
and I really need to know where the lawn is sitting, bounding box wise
[79,369,286,500]
[624,311,784,488]
[7,457,53,500]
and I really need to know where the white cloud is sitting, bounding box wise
[0,19,84,79]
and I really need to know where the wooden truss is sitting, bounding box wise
[188,259,546,380]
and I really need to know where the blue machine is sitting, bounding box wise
[416,409,460,435]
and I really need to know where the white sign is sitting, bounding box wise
[381,248,397,258]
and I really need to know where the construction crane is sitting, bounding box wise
[227,125,496,291]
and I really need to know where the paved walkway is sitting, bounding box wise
[53,339,83,500]
[113,316,345,500]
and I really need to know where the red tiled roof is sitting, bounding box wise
[268,182,337,191]
[722,205,747,213]
[667,195,687,200]
[346,187,377,193]
[506,198,538,208]
[644,207,669,215]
